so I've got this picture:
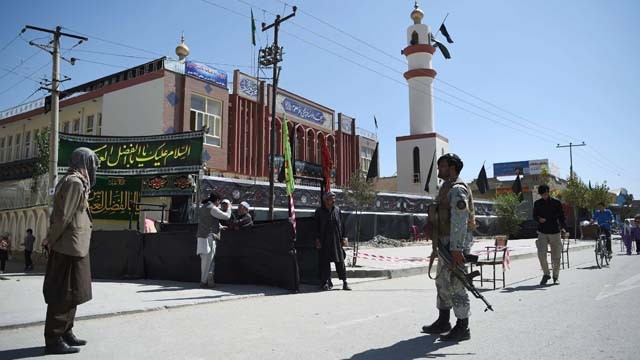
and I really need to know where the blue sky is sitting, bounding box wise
[1,0,638,196]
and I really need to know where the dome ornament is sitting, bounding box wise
[411,1,424,24]
[175,32,190,60]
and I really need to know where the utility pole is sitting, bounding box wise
[557,141,586,242]
[24,25,87,204]
[556,141,586,179]
[260,6,296,219]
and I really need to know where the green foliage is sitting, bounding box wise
[343,171,376,210]
[621,194,635,220]
[538,166,551,185]
[494,193,525,238]
[586,182,611,212]
[343,171,376,266]
[31,128,50,194]
[562,176,588,209]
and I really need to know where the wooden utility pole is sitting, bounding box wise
[24,25,87,202]
[260,7,296,219]
[557,141,586,241]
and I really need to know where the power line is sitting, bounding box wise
[0,30,25,56]
[0,50,42,81]
[61,27,165,57]
[74,58,129,69]
[0,66,43,85]
[231,0,568,144]
[224,0,636,181]
[271,0,405,65]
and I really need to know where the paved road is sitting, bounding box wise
[1,246,639,359]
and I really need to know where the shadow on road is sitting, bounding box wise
[577,265,601,270]
[0,346,46,359]
[500,285,549,292]
[346,334,474,359]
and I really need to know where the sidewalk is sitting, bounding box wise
[0,237,598,329]
[343,237,596,278]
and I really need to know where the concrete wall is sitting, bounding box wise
[102,77,164,136]
[396,134,448,196]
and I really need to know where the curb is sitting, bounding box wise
[0,292,280,331]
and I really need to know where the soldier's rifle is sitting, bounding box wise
[427,202,494,312]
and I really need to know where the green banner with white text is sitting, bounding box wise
[58,131,204,176]
[89,176,142,220]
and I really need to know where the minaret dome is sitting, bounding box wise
[411,2,424,24]
[175,32,190,60]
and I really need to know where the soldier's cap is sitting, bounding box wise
[437,153,463,171]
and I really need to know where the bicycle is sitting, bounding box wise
[595,226,610,269]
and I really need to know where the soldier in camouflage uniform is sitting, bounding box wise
[422,153,475,342]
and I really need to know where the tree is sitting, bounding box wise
[343,171,376,266]
[586,182,611,213]
[538,166,551,186]
[562,176,588,209]
[494,193,525,238]
[31,128,50,195]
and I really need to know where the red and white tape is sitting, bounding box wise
[353,247,511,269]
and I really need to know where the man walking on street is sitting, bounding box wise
[315,191,351,291]
[422,153,475,342]
[23,228,35,271]
[533,184,566,285]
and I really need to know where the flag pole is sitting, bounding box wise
[436,13,450,36]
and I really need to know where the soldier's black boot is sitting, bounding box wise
[440,318,471,342]
[421,309,452,334]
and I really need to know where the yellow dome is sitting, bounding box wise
[411,2,424,24]
[175,32,190,59]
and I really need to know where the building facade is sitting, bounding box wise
[0,45,377,248]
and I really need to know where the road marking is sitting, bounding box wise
[596,273,640,301]
[325,308,410,329]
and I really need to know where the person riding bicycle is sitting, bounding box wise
[591,202,614,258]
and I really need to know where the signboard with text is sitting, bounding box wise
[89,176,141,220]
[275,93,333,131]
[493,159,559,177]
[58,131,204,176]
[185,61,228,89]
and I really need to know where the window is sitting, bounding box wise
[62,121,70,133]
[86,115,95,134]
[413,147,421,183]
[360,146,374,172]
[6,136,12,162]
[306,130,314,162]
[97,113,102,135]
[33,129,39,156]
[0,137,4,163]
[73,118,80,134]
[316,135,323,164]
[14,133,21,160]
[24,131,31,158]
[189,94,222,147]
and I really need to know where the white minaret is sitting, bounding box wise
[396,2,449,195]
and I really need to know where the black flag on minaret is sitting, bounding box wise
[476,164,490,194]
[431,37,451,59]
[424,150,437,192]
[439,23,454,43]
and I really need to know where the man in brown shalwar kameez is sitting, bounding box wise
[314,191,351,291]
[42,147,99,355]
